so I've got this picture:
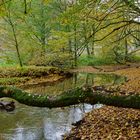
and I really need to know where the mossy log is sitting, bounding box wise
[0,86,140,109]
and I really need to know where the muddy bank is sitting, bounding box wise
[71,63,140,73]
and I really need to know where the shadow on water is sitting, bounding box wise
[0,73,125,140]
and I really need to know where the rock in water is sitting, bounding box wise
[0,101,15,112]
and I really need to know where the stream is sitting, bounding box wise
[0,73,125,140]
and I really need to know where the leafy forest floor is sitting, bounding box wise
[0,64,140,139]
[64,63,140,140]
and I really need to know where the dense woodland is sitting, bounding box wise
[0,0,140,67]
[0,1,140,139]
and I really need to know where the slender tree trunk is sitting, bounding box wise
[24,0,27,14]
[40,0,46,53]
[86,41,90,56]
[10,20,23,67]
[66,25,72,53]
[66,25,73,67]
[91,24,95,55]
[3,1,23,67]
[83,20,90,56]
[14,36,23,67]
[74,24,77,67]
[9,18,23,67]
[125,38,128,61]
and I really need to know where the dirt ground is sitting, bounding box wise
[64,64,140,140]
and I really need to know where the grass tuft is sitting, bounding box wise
[78,55,116,66]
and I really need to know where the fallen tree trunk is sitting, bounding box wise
[0,86,140,109]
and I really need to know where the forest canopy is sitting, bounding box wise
[0,0,140,67]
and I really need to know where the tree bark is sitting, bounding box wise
[74,24,78,67]
[3,2,23,67]
[0,86,140,109]
[24,0,27,14]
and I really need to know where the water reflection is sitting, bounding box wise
[0,103,102,140]
[20,73,125,95]
[0,72,124,140]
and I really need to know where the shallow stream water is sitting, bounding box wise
[0,73,125,140]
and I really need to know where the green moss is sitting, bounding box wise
[0,66,59,78]
[0,86,140,109]
[78,55,116,66]
[0,77,31,85]
[129,55,140,62]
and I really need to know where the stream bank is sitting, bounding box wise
[0,66,139,140]
[0,72,120,140]
[0,66,72,86]
[64,66,140,140]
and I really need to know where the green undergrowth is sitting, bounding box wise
[0,77,31,85]
[0,66,71,85]
[0,66,59,78]
[78,56,116,66]
[0,63,18,67]
[130,55,140,62]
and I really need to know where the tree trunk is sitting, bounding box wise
[91,24,95,55]
[12,25,23,67]
[0,86,140,109]
[3,4,23,67]
[125,38,128,61]
[40,0,46,53]
[24,0,27,14]
[74,24,77,67]
[83,20,90,56]
[9,17,23,67]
